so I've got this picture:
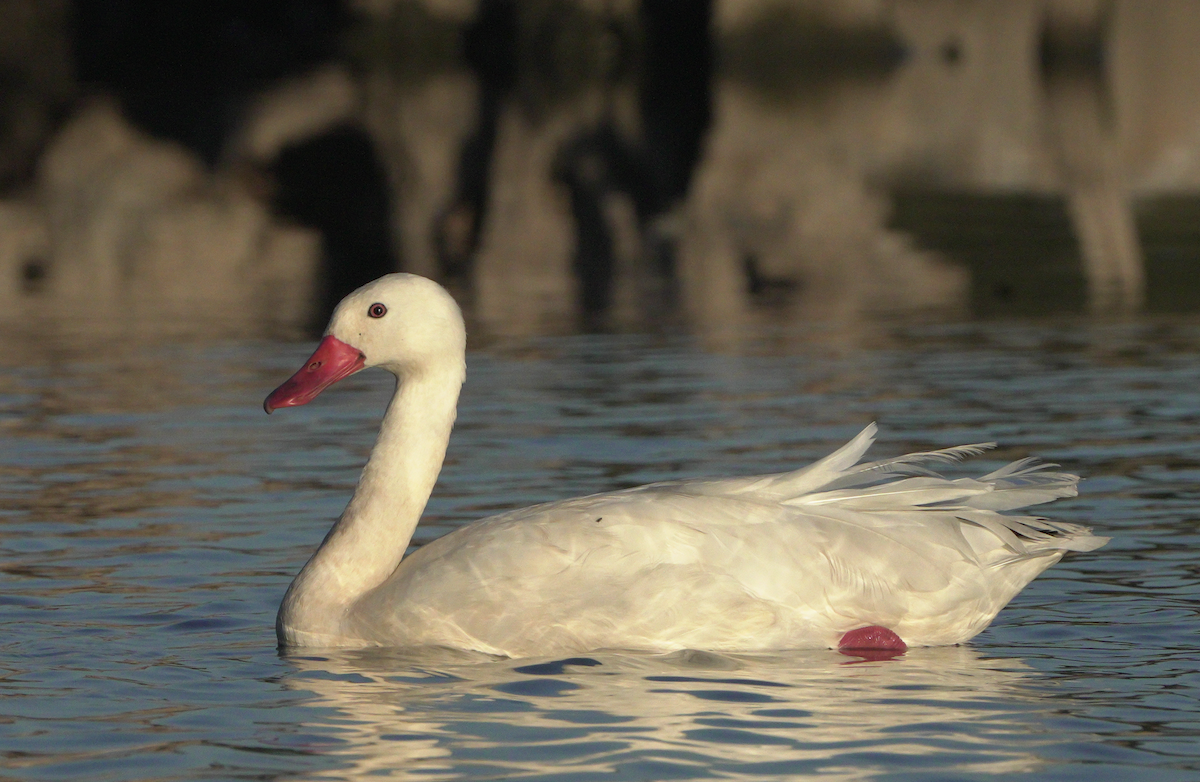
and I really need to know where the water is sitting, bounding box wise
[3,315,1200,780]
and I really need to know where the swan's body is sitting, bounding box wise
[265,274,1107,656]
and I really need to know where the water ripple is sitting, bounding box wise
[3,320,1200,779]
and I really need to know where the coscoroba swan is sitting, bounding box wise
[264,273,1107,656]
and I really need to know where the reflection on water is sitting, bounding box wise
[285,646,1052,779]
[8,3,1200,335]
[5,316,1200,778]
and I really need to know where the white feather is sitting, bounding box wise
[271,276,1110,657]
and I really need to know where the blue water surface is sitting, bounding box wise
[2,317,1199,780]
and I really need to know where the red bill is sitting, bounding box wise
[264,335,366,414]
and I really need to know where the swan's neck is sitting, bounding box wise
[278,360,463,644]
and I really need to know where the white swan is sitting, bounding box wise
[264,273,1108,657]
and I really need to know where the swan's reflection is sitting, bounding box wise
[283,645,1056,778]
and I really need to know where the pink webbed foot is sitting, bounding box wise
[838,625,907,655]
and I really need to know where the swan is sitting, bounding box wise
[264,273,1108,656]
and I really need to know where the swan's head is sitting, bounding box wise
[264,273,465,413]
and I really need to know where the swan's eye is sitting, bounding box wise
[368,303,387,318]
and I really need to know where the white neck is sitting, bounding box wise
[277,358,464,644]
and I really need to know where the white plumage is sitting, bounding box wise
[265,274,1107,657]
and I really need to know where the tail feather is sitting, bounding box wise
[742,424,1107,557]
[955,509,1109,559]
[961,461,1079,511]
[793,476,994,509]
[736,423,879,500]
[848,442,997,479]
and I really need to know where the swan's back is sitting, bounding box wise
[347,425,1106,657]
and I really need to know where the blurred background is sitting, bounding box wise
[10,6,1200,776]
[2,0,1200,336]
